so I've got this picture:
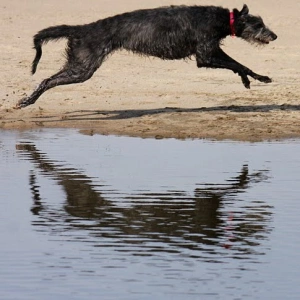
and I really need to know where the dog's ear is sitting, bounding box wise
[240,4,249,16]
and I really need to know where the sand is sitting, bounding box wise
[1,0,300,141]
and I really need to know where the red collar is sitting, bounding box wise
[230,11,235,37]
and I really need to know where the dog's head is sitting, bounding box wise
[233,4,277,45]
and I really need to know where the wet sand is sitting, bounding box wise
[1,0,300,141]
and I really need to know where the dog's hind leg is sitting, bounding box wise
[16,40,107,108]
[16,61,100,108]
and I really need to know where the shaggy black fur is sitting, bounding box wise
[16,4,277,108]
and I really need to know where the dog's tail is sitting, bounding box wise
[31,25,75,74]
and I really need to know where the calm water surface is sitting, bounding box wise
[1,129,300,300]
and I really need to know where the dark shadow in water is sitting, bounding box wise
[16,143,273,258]
[30,104,300,121]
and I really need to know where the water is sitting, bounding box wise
[1,129,300,300]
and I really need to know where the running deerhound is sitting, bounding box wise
[16,4,277,108]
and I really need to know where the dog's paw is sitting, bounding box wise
[242,77,251,89]
[255,75,272,83]
[15,97,30,109]
[260,76,272,83]
[14,102,22,109]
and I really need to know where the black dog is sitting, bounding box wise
[16,4,277,108]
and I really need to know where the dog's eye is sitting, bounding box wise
[254,17,264,27]
[254,22,264,29]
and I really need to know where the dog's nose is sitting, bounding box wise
[272,33,277,41]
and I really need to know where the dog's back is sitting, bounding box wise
[96,5,229,59]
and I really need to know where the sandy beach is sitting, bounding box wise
[1,0,300,141]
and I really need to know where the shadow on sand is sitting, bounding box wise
[32,103,300,122]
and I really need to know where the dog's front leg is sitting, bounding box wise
[196,48,272,88]
[216,49,272,86]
